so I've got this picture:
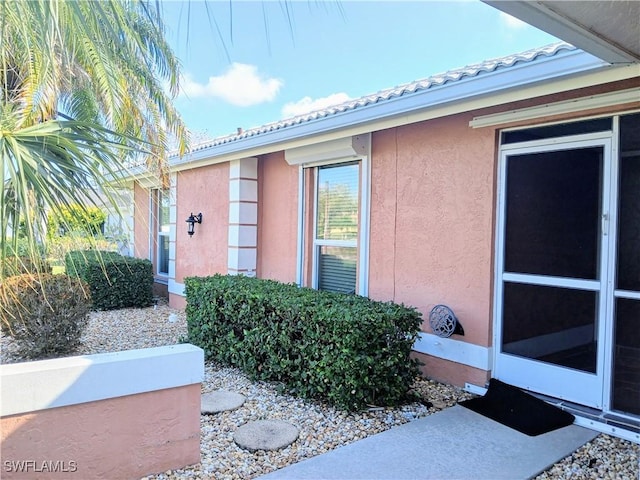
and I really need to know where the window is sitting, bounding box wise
[291,135,370,296]
[501,117,611,144]
[156,189,170,276]
[313,163,359,293]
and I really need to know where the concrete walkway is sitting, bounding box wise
[258,405,597,480]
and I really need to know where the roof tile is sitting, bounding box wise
[181,42,575,155]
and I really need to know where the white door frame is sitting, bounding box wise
[493,132,614,409]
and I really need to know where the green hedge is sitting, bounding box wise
[185,274,422,411]
[65,250,153,310]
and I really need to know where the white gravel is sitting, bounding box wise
[1,302,638,479]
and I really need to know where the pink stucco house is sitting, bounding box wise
[122,6,640,441]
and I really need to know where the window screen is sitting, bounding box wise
[315,163,359,293]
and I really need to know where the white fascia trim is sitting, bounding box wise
[0,344,204,416]
[413,332,492,371]
[165,51,615,172]
[482,1,639,64]
[470,87,640,128]
[169,279,186,297]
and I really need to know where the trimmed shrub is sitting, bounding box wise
[0,273,91,359]
[185,274,422,411]
[65,250,153,310]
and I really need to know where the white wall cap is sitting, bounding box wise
[0,344,204,417]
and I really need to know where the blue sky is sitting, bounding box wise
[160,1,559,140]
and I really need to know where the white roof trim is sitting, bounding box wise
[483,1,639,64]
[115,47,640,180]
[469,87,640,128]
[165,49,610,170]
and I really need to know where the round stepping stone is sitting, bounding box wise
[233,420,299,452]
[201,390,246,414]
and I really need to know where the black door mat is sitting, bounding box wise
[459,379,575,436]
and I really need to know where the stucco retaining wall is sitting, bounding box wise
[0,344,204,479]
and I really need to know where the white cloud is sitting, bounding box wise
[282,93,351,117]
[499,11,527,29]
[180,63,283,107]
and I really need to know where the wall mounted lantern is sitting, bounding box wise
[185,212,202,237]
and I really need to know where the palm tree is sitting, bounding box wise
[0,0,188,276]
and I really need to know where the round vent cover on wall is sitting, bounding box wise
[429,304,464,338]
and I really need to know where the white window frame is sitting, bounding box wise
[156,188,170,278]
[296,152,370,296]
[311,162,359,293]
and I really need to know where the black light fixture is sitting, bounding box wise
[185,212,202,237]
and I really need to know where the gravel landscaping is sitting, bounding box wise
[1,302,638,479]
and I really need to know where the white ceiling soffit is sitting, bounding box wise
[484,1,640,64]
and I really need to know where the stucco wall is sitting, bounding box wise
[174,163,229,283]
[0,345,204,479]
[368,113,496,349]
[1,385,200,479]
[133,182,150,260]
[257,152,298,283]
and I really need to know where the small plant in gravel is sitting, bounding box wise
[0,273,91,359]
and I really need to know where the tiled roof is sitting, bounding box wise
[178,42,577,157]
